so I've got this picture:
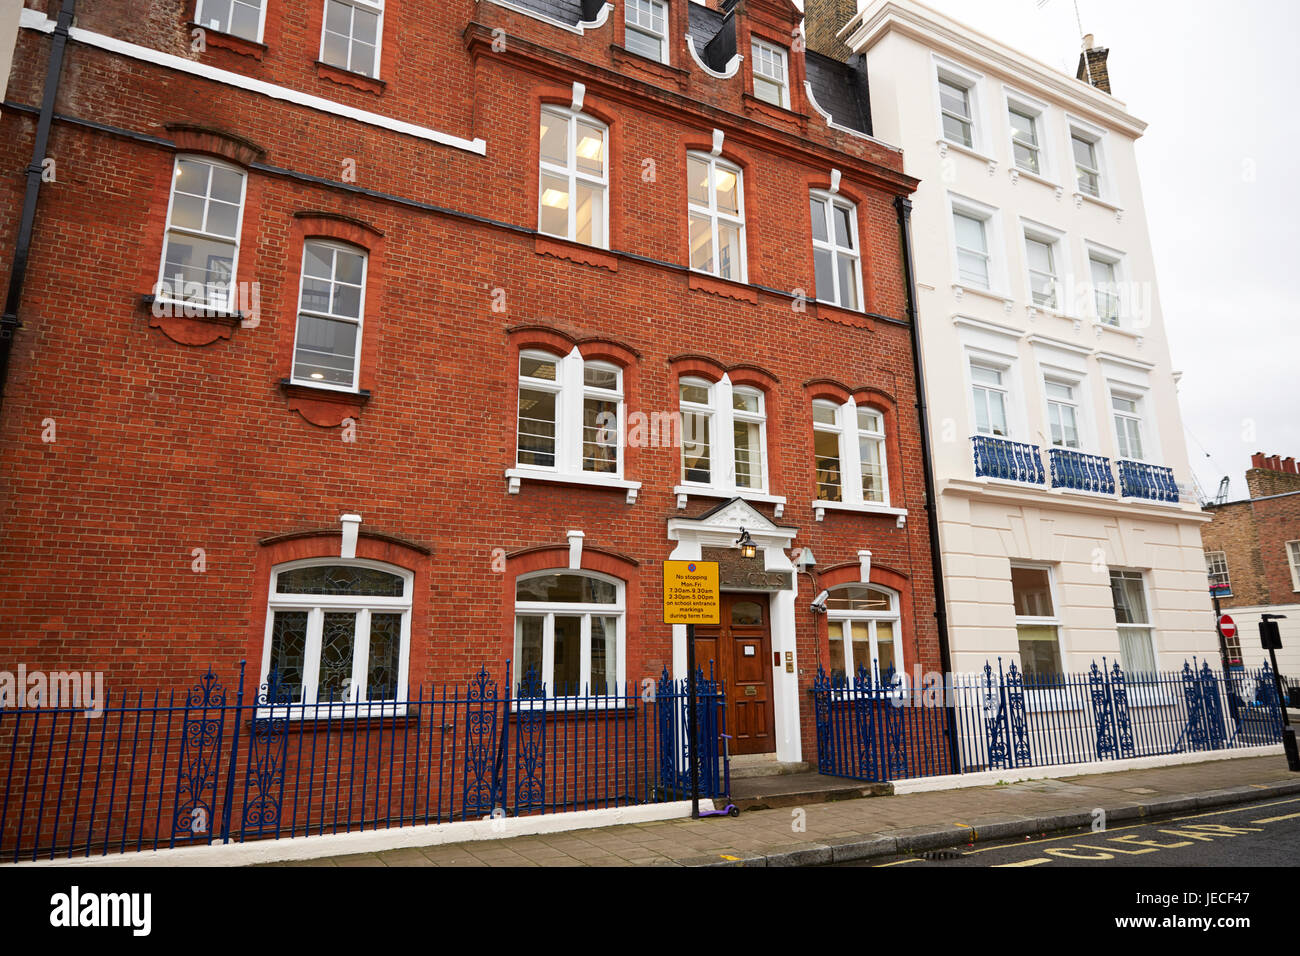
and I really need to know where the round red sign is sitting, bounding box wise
[1218,615,1237,639]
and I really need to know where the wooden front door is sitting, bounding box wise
[693,593,776,756]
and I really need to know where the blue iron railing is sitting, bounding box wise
[972,435,1046,484]
[0,663,728,862]
[949,658,1285,772]
[811,658,1286,782]
[1117,459,1180,503]
[811,666,954,782]
[1048,447,1116,494]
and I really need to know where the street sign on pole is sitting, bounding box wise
[1218,614,1237,642]
[663,560,720,819]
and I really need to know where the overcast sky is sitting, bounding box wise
[790,0,1298,502]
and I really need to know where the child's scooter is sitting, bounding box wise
[699,733,740,817]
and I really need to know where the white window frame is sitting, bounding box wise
[1086,243,1124,327]
[539,106,610,249]
[937,69,976,150]
[289,239,368,393]
[1002,88,1053,178]
[1021,221,1065,312]
[1205,551,1231,592]
[810,191,864,311]
[155,155,248,314]
[1288,542,1300,592]
[515,347,625,481]
[624,0,669,64]
[195,0,268,43]
[1109,569,1158,675]
[949,194,1002,294]
[1011,563,1065,680]
[811,398,896,515]
[675,376,773,499]
[1068,119,1109,201]
[319,0,385,79]
[261,558,413,716]
[1043,377,1082,450]
[751,38,790,109]
[513,570,627,705]
[970,360,1012,439]
[1110,390,1147,462]
[687,151,747,282]
[826,585,904,688]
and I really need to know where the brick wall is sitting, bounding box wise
[0,0,936,766]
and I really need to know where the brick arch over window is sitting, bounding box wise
[275,213,387,428]
[528,85,623,265]
[804,377,853,406]
[247,528,433,682]
[814,561,917,680]
[498,546,644,679]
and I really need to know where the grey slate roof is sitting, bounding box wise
[506,0,874,138]
[804,50,872,136]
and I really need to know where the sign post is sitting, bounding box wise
[1259,614,1299,772]
[662,560,720,819]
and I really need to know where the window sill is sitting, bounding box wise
[812,501,907,525]
[674,485,786,517]
[609,44,688,88]
[142,294,247,326]
[1010,166,1064,195]
[936,137,998,171]
[688,271,758,304]
[951,283,1015,312]
[314,60,386,95]
[810,299,871,329]
[1075,191,1124,219]
[741,92,805,128]
[505,467,641,504]
[511,699,635,714]
[534,235,618,273]
[279,379,371,428]
[254,703,410,722]
[188,22,266,60]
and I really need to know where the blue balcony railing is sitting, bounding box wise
[1048,447,1116,494]
[1118,459,1180,503]
[972,436,1045,484]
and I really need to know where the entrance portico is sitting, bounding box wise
[666,498,801,764]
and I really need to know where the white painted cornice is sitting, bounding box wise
[844,0,1148,140]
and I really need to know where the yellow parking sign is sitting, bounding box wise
[662,560,720,625]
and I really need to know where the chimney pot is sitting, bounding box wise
[1285,457,1298,475]
[1251,453,1267,469]
[1083,33,1096,49]
[1267,455,1283,471]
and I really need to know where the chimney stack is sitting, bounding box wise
[805,0,860,62]
[1245,451,1300,498]
[1076,34,1111,94]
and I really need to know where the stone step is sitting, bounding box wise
[727,754,811,779]
[728,771,892,812]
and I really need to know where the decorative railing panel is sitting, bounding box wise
[1117,459,1180,503]
[0,663,728,862]
[1048,448,1116,494]
[972,436,1046,484]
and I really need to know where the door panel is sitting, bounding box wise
[694,593,776,756]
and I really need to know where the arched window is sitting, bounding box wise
[825,584,901,685]
[687,152,746,281]
[539,106,608,248]
[262,559,412,705]
[516,349,625,477]
[290,239,369,391]
[514,571,625,699]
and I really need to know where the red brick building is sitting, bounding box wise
[1202,453,1300,680]
[0,0,942,770]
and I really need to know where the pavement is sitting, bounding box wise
[269,755,1300,868]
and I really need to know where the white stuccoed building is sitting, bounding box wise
[839,0,1219,676]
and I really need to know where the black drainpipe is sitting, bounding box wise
[895,194,961,774]
[0,0,77,415]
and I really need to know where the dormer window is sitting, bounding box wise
[625,0,669,64]
[751,39,789,109]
